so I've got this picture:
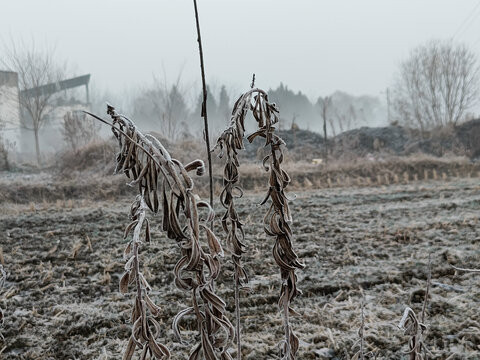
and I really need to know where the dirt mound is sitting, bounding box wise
[241,128,326,162]
[455,118,480,159]
[293,119,480,160]
[334,126,409,156]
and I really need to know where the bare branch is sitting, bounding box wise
[392,40,480,133]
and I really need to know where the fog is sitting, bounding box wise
[1,0,480,132]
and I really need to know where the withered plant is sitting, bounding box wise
[0,264,5,340]
[193,0,214,210]
[398,307,429,360]
[351,294,377,360]
[62,110,100,152]
[398,259,431,360]
[215,86,305,359]
[351,297,366,360]
[214,92,250,360]
[86,105,234,360]
[121,194,170,359]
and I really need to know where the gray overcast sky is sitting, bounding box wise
[2,0,480,101]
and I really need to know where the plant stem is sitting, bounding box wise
[234,270,242,360]
[133,200,146,322]
[421,255,431,324]
[193,0,214,215]
[360,297,365,360]
[283,283,291,359]
[133,241,143,308]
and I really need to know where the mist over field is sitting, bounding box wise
[0,2,480,359]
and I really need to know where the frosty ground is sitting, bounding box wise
[0,178,479,359]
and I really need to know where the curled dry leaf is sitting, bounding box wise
[0,264,4,333]
[203,225,224,257]
[215,88,304,359]
[86,104,234,359]
[123,336,136,360]
[398,307,429,360]
[119,271,130,294]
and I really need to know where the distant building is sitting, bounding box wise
[0,70,91,160]
[0,71,22,152]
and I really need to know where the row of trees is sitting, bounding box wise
[129,81,386,141]
[0,39,479,166]
[130,37,480,146]
[130,79,231,140]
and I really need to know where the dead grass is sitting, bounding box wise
[223,154,479,191]
[58,138,116,177]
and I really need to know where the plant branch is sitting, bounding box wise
[90,104,234,359]
[193,0,214,217]
[451,265,480,273]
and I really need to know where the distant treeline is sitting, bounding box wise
[92,81,388,140]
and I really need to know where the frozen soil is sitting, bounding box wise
[0,179,479,359]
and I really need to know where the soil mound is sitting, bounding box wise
[334,125,409,155]
[275,119,480,160]
[455,118,480,159]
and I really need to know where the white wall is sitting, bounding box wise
[0,71,22,154]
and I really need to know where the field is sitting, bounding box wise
[0,178,479,359]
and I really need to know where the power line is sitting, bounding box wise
[452,0,480,40]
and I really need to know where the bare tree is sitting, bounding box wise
[392,40,480,137]
[132,74,190,140]
[217,85,231,124]
[318,96,331,160]
[333,104,358,134]
[62,110,100,152]
[0,40,67,165]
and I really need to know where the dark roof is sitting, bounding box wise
[20,74,90,98]
[0,70,19,87]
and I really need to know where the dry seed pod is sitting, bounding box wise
[120,195,169,360]
[86,105,234,360]
[215,88,304,360]
[0,264,5,335]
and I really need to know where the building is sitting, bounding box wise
[0,70,91,161]
[0,71,22,153]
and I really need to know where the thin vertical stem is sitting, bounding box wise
[193,0,214,214]
[360,297,365,360]
[133,199,146,331]
[133,241,143,312]
[283,283,291,359]
[421,254,431,324]
[419,254,431,358]
[234,271,242,360]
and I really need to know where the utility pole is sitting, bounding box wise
[320,96,331,162]
[386,87,391,124]
[291,113,298,149]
